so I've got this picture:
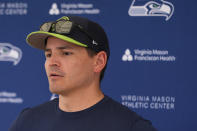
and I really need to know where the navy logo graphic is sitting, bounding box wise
[0,43,22,65]
[128,0,174,21]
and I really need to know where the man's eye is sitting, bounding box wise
[45,53,51,57]
[63,52,72,55]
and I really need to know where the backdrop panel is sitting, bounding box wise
[0,0,196,130]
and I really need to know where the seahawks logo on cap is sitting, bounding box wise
[0,43,22,65]
[128,0,174,21]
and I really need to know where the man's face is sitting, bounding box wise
[44,37,96,95]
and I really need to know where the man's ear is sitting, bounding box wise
[93,51,107,73]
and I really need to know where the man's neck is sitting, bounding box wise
[58,84,104,112]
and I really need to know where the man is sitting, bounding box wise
[9,16,157,131]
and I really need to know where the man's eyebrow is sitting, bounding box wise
[44,46,74,52]
[44,48,51,52]
[56,46,74,50]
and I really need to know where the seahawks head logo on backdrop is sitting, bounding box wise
[128,0,174,21]
[0,43,22,65]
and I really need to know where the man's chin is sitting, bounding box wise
[49,86,63,95]
[49,85,73,96]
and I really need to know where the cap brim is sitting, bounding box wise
[26,31,87,50]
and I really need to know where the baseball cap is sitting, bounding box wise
[26,16,110,58]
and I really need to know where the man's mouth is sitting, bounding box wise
[49,73,64,78]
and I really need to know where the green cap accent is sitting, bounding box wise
[26,31,88,50]
[57,16,70,21]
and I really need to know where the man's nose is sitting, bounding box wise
[49,54,61,67]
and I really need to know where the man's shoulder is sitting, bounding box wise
[105,96,142,119]
[9,99,58,131]
[20,98,58,117]
[105,96,157,130]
